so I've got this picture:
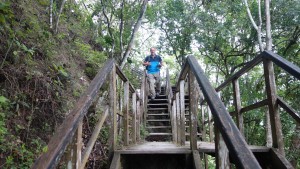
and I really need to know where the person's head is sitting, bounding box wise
[150,47,156,56]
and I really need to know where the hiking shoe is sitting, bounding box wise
[156,92,160,97]
[151,96,155,101]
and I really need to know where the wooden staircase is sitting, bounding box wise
[146,87,172,141]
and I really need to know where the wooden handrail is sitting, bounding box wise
[33,59,144,169]
[32,59,115,169]
[277,97,300,124]
[185,56,261,168]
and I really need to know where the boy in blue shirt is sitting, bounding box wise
[143,48,163,100]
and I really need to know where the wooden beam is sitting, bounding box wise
[176,92,181,144]
[186,56,261,168]
[201,105,206,142]
[136,100,141,141]
[189,70,198,150]
[123,82,129,146]
[110,65,118,151]
[192,150,203,169]
[262,50,300,80]
[180,80,186,146]
[270,148,294,169]
[172,100,177,143]
[32,59,114,169]
[277,97,300,124]
[208,108,213,142]
[109,152,121,169]
[233,79,244,135]
[132,92,137,144]
[263,59,284,155]
[80,107,109,169]
[76,121,83,168]
[240,99,268,113]
[216,55,263,92]
[215,127,230,169]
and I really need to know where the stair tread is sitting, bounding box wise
[148,133,172,135]
[147,119,171,121]
[147,113,169,116]
[146,126,171,128]
[148,108,168,110]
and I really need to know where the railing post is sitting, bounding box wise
[132,92,137,144]
[123,81,129,146]
[215,127,230,169]
[109,64,117,151]
[208,107,213,142]
[180,80,186,145]
[232,79,244,136]
[76,121,82,169]
[136,99,141,141]
[189,70,198,150]
[263,59,284,155]
[172,100,177,143]
[176,92,181,144]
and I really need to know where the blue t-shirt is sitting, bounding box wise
[144,55,162,74]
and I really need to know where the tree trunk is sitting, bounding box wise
[265,0,272,50]
[55,0,67,33]
[119,0,125,58]
[120,0,149,69]
[50,0,53,29]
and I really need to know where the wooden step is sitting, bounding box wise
[147,113,169,116]
[149,133,172,136]
[147,126,171,129]
[148,108,168,111]
[185,133,202,136]
[147,119,170,122]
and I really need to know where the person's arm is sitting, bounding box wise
[142,56,150,66]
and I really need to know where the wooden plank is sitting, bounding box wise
[180,80,186,146]
[189,70,198,150]
[192,150,203,169]
[176,92,181,144]
[208,108,213,142]
[201,105,206,141]
[137,100,141,141]
[109,152,121,169]
[76,121,83,168]
[32,59,114,169]
[132,92,137,144]
[216,55,263,92]
[186,56,261,168]
[215,127,230,169]
[172,100,177,143]
[80,107,109,169]
[233,79,244,135]
[270,148,294,169]
[241,99,268,113]
[277,97,300,124]
[262,50,300,80]
[123,82,129,146]
[263,59,284,155]
[110,65,118,151]
[115,65,136,93]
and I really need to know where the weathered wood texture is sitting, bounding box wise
[192,150,203,169]
[176,92,181,144]
[180,80,186,145]
[189,71,198,150]
[277,97,300,124]
[263,59,284,155]
[32,59,114,169]
[109,152,121,169]
[270,148,294,169]
[186,56,261,168]
[80,107,109,169]
[123,82,129,146]
[110,65,118,151]
[172,100,177,143]
[215,128,230,169]
[132,92,137,144]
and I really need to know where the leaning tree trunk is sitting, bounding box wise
[120,0,149,69]
[55,0,67,33]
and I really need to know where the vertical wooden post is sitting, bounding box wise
[215,127,230,169]
[176,92,181,144]
[132,92,137,144]
[172,100,177,143]
[263,59,284,155]
[136,100,141,141]
[201,104,208,169]
[189,71,198,150]
[123,82,129,146]
[208,107,213,142]
[76,121,82,169]
[109,65,117,151]
[232,79,244,136]
[180,80,186,145]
